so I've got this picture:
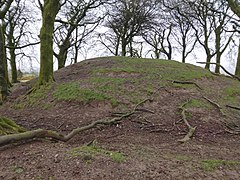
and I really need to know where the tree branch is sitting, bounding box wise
[197,62,240,81]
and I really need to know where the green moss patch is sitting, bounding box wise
[201,159,240,171]
[185,99,212,109]
[53,82,113,104]
[0,116,26,135]
[67,144,125,163]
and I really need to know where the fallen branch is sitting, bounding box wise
[197,62,240,81]
[203,97,240,134]
[171,80,203,90]
[0,99,152,147]
[178,100,196,143]
[203,96,226,116]
[226,105,240,111]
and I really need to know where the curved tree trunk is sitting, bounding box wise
[38,0,60,86]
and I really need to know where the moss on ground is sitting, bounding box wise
[12,84,53,109]
[201,159,240,171]
[185,99,212,109]
[67,143,125,163]
[0,116,26,135]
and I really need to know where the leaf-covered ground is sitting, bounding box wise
[0,56,240,179]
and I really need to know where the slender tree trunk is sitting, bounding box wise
[215,27,221,73]
[38,0,60,86]
[7,25,18,83]
[182,38,186,63]
[0,22,8,104]
[235,42,240,77]
[57,38,70,69]
[115,36,120,56]
[155,48,160,59]
[121,38,127,56]
[9,48,17,83]
[74,45,78,64]
[205,56,211,70]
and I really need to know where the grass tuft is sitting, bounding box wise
[67,144,125,163]
[201,159,240,171]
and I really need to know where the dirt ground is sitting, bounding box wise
[0,57,240,179]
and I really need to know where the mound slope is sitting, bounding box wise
[0,56,240,179]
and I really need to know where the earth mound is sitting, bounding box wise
[0,56,240,179]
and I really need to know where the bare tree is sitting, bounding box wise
[167,1,197,63]
[104,0,157,57]
[143,24,173,60]
[5,0,39,83]
[54,0,105,69]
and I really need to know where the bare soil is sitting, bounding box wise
[0,57,240,180]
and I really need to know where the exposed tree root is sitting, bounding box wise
[178,100,196,143]
[197,62,240,81]
[203,96,226,116]
[171,80,203,90]
[203,97,240,133]
[0,99,151,147]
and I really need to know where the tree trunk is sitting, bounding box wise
[7,24,18,83]
[57,38,70,69]
[38,0,60,86]
[235,42,240,77]
[0,22,8,104]
[155,49,160,59]
[121,38,127,56]
[182,38,186,63]
[215,28,221,73]
[205,56,211,70]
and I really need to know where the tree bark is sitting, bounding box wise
[227,0,240,18]
[0,22,8,104]
[235,42,240,77]
[7,21,18,83]
[215,27,221,73]
[57,38,70,69]
[38,0,60,86]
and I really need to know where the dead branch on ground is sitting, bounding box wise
[203,96,226,116]
[203,97,240,134]
[178,100,196,143]
[226,105,240,111]
[197,62,240,81]
[0,99,151,147]
[171,80,203,90]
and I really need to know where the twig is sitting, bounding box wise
[135,108,155,114]
[171,80,203,90]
